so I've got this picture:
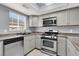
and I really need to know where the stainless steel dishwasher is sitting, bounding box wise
[3,37,24,56]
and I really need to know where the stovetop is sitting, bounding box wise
[41,31,58,41]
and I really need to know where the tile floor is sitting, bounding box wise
[27,49,49,56]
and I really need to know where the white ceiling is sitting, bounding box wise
[1,3,39,15]
[1,3,79,15]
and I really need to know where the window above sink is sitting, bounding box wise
[9,11,26,31]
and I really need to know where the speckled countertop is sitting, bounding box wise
[59,31,79,35]
[0,35,24,41]
[0,32,43,41]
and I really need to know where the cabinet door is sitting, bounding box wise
[67,36,79,56]
[29,16,33,27]
[32,16,39,27]
[69,7,79,25]
[75,49,79,56]
[35,35,42,49]
[29,16,40,27]
[24,36,31,55]
[58,36,67,56]
[30,35,35,50]
[57,10,68,26]
[24,35,35,55]
[67,39,76,56]
[42,14,49,18]
[39,16,43,27]
[0,41,3,56]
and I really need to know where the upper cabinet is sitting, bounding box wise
[39,15,43,27]
[29,7,79,27]
[69,7,79,25]
[42,13,57,19]
[42,7,79,26]
[41,11,69,26]
[67,36,79,56]
[29,15,42,27]
[57,10,69,26]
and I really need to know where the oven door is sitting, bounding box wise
[42,39,57,51]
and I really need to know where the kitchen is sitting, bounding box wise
[0,3,79,56]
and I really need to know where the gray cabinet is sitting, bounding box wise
[57,10,69,26]
[24,36,31,55]
[29,15,40,27]
[24,35,35,55]
[42,10,69,26]
[57,7,79,26]
[30,35,35,50]
[42,13,57,19]
[42,14,50,18]
[75,49,79,56]
[58,35,79,56]
[40,7,79,26]
[69,7,79,25]
[67,36,79,56]
[0,41,3,56]
[24,34,42,55]
[38,16,43,27]
[35,35,42,49]
[58,35,67,56]
[67,39,76,56]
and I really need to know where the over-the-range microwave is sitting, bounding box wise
[43,17,57,27]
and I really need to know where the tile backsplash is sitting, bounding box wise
[1,26,79,34]
[35,26,79,33]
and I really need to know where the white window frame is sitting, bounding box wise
[9,11,26,31]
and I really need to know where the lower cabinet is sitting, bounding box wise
[24,35,35,55]
[58,36,67,56]
[75,49,79,56]
[30,35,35,51]
[67,39,76,56]
[35,35,42,49]
[0,41,3,56]
[67,36,79,56]
[58,35,79,56]
[24,34,42,55]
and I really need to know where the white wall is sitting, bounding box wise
[0,5,9,32]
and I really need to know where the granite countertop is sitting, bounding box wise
[59,31,79,35]
[0,34,24,41]
[0,31,79,41]
[0,32,43,41]
[0,33,33,41]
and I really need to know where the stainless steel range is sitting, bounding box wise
[41,30,58,56]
